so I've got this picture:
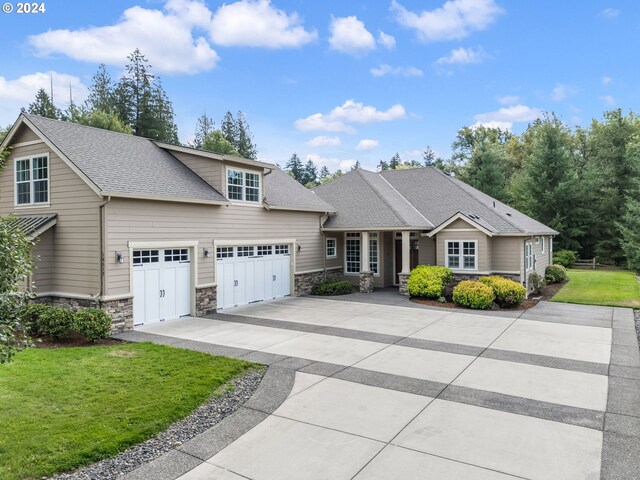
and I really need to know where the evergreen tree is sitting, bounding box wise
[220,111,237,147]
[202,130,239,156]
[617,179,640,273]
[0,125,11,143]
[389,153,401,169]
[27,88,61,119]
[377,159,389,171]
[191,113,215,149]
[351,160,361,171]
[85,64,115,113]
[319,165,330,180]
[236,111,258,159]
[285,153,304,183]
[303,159,318,185]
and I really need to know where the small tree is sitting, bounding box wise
[202,130,239,156]
[27,88,61,119]
[0,216,35,363]
[76,109,132,134]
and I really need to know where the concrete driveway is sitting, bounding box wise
[116,296,640,480]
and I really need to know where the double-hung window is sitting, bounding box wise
[369,232,379,275]
[446,240,477,270]
[326,238,336,258]
[227,168,261,203]
[15,154,49,205]
[345,232,361,274]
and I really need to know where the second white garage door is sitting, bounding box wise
[216,244,291,310]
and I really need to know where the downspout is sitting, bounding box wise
[98,196,111,307]
[320,214,328,281]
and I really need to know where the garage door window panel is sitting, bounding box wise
[133,250,160,265]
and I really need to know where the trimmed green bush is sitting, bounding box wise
[479,276,526,307]
[545,264,568,284]
[553,249,578,268]
[30,306,76,339]
[452,280,495,309]
[407,265,454,298]
[528,272,546,294]
[311,279,355,296]
[74,308,112,342]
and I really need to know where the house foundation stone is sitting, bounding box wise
[398,273,410,296]
[101,297,134,333]
[359,271,374,293]
[294,269,342,296]
[196,285,217,317]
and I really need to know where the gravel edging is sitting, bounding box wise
[49,368,265,480]
[635,309,640,346]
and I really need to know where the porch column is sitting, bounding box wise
[359,231,374,293]
[399,230,411,296]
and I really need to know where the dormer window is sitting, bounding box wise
[227,167,261,203]
[15,154,49,206]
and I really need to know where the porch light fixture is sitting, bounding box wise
[115,251,124,264]
[203,248,210,258]
[297,244,302,252]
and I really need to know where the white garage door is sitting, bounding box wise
[216,244,291,310]
[133,248,191,326]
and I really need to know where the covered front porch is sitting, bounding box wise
[323,230,436,294]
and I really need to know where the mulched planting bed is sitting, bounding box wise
[35,333,124,348]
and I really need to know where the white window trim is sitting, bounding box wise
[344,232,361,275]
[541,236,545,253]
[326,237,337,259]
[369,232,380,277]
[445,239,478,271]
[525,242,534,271]
[226,166,262,204]
[14,153,50,207]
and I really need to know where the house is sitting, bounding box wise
[0,114,557,331]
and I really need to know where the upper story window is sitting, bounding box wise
[227,167,261,203]
[446,240,477,270]
[15,154,49,206]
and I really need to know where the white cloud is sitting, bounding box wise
[599,95,616,106]
[329,16,376,55]
[370,64,423,77]
[355,139,379,151]
[436,46,485,65]
[305,135,341,147]
[473,104,542,130]
[497,95,520,105]
[295,99,406,133]
[599,8,620,18]
[210,0,317,48]
[306,153,356,171]
[28,1,219,74]
[378,31,396,49]
[391,0,504,42]
[551,83,577,102]
[601,75,613,86]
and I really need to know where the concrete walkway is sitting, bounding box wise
[114,297,640,480]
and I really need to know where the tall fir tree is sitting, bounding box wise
[319,165,330,180]
[302,159,318,186]
[220,111,237,147]
[235,111,258,159]
[191,113,215,149]
[27,88,61,119]
[389,153,401,169]
[285,153,304,183]
[85,64,115,114]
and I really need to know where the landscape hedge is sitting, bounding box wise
[452,280,495,309]
[479,276,526,307]
[545,264,568,284]
[311,279,355,296]
[21,304,112,341]
[407,265,454,299]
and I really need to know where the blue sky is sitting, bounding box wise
[0,0,636,171]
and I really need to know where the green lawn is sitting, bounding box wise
[551,269,640,308]
[0,343,257,480]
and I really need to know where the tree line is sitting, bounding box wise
[18,49,258,160]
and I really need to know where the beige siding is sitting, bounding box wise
[491,237,524,274]
[324,232,343,270]
[436,228,490,272]
[418,236,436,265]
[172,151,223,192]
[0,129,102,296]
[104,199,325,296]
[11,124,41,144]
[532,235,551,277]
[32,228,54,292]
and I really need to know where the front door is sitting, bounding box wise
[395,238,419,284]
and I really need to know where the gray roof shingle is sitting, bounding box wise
[263,168,335,212]
[6,214,57,237]
[313,169,433,229]
[24,114,227,203]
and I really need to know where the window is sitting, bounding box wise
[326,238,336,258]
[525,242,534,271]
[369,232,379,275]
[216,247,234,259]
[446,240,477,270]
[541,236,545,253]
[275,244,289,255]
[535,236,540,245]
[164,248,189,262]
[133,250,160,265]
[237,246,254,257]
[345,232,361,274]
[227,168,261,203]
[257,245,272,256]
[15,155,49,205]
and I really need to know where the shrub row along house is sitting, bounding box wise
[0,114,557,330]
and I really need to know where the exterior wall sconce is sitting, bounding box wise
[115,252,124,264]
[204,248,211,258]
[297,244,302,252]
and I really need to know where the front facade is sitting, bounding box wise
[0,114,557,331]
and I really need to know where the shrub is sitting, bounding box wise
[479,276,526,307]
[75,308,112,341]
[553,249,578,268]
[452,280,495,309]
[528,272,546,295]
[30,306,76,339]
[407,265,454,299]
[545,264,568,284]
[311,279,355,296]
